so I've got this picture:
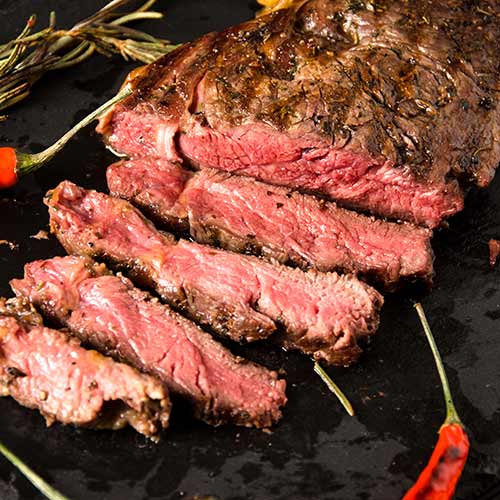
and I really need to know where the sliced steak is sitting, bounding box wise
[97,0,500,227]
[108,157,434,289]
[0,297,170,439]
[45,181,383,365]
[11,256,287,428]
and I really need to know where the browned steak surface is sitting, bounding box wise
[11,256,287,428]
[108,157,434,289]
[0,297,170,439]
[98,0,499,227]
[45,181,383,366]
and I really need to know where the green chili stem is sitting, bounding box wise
[17,86,132,176]
[0,440,70,500]
[313,361,355,416]
[414,303,462,426]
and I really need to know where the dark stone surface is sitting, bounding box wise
[0,1,499,499]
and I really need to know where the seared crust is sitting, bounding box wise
[113,0,499,185]
[99,0,499,226]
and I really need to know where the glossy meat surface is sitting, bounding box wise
[98,0,499,226]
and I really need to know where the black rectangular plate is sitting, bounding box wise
[0,1,499,499]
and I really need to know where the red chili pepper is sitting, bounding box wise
[0,87,132,189]
[0,147,18,188]
[403,304,470,500]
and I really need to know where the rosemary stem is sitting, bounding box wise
[313,361,355,416]
[51,43,95,70]
[414,303,462,427]
[0,0,176,112]
[0,440,70,500]
[73,0,136,30]
[137,0,160,13]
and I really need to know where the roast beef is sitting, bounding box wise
[45,181,383,365]
[11,256,287,428]
[108,157,434,289]
[97,0,500,227]
[0,297,170,439]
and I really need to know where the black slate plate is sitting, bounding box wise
[1,2,500,499]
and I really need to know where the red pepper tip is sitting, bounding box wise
[0,147,19,189]
[27,15,37,29]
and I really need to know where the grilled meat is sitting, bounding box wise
[98,0,499,227]
[45,181,383,366]
[108,157,434,289]
[11,256,287,427]
[0,297,170,439]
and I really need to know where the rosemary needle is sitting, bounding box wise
[0,440,70,500]
[313,361,355,416]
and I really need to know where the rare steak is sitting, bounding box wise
[45,181,383,366]
[97,0,499,227]
[108,157,434,289]
[11,256,287,428]
[0,297,170,439]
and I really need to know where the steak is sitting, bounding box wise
[108,157,434,289]
[45,181,383,366]
[97,0,500,227]
[11,256,287,428]
[0,297,170,439]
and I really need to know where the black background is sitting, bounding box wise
[1,1,500,499]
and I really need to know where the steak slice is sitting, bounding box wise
[108,157,434,289]
[11,256,287,428]
[97,0,500,227]
[45,181,383,365]
[0,297,170,440]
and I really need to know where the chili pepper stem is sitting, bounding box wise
[403,304,469,500]
[414,303,462,428]
[15,86,132,178]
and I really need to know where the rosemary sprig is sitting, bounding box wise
[0,0,178,113]
[313,361,355,416]
[0,440,70,500]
